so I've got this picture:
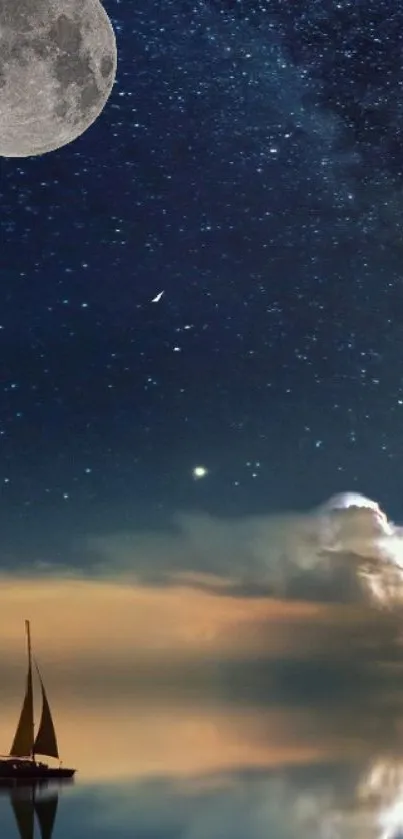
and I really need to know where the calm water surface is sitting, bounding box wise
[1,695,403,839]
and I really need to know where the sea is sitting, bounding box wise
[1,688,402,839]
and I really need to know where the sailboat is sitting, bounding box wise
[0,620,75,779]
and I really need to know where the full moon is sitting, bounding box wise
[0,0,117,157]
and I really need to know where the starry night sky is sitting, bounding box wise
[2,0,403,569]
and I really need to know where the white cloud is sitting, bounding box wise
[83,492,403,607]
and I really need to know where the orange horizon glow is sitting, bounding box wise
[0,572,397,781]
[0,572,395,682]
[0,573,326,661]
[0,698,375,781]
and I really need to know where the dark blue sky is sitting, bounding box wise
[1,0,403,567]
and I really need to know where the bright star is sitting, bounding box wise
[192,466,208,480]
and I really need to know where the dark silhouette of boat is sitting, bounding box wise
[4,783,62,839]
[0,621,76,780]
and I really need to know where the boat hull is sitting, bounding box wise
[0,760,75,780]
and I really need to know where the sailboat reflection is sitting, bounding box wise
[4,784,62,839]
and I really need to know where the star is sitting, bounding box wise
[192,466,209,480]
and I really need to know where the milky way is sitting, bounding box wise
[209,1,403,234]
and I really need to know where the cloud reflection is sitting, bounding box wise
[67,748,403,839]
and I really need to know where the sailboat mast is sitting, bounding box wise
[25,619,35,761]
[25,620,32,670]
